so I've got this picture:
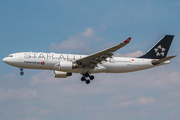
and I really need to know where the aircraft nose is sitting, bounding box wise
[3,57,18,66]
[2,57,8,63]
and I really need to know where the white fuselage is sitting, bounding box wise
[2,52,170,74]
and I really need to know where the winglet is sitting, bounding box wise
[123,37,131,43]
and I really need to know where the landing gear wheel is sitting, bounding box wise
[84,72,89,77]
[81,72,94,84]
[20,72,24,75]
[90,75,94,80]
[81,77,86,81]
[86,80,90,84]
[20,67,24,76]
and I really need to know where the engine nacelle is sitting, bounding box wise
[54,71,72,78]
[59,61,78,71]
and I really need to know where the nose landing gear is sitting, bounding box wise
[20,68,24,75]
[81,72,94,84]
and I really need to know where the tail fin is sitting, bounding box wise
[138,35,174,59]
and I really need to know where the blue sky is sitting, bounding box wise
[0,0,180,120]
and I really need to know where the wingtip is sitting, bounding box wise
[123,37,131,43]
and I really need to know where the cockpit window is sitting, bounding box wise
[8,55,13,57]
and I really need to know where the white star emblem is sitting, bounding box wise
[154,45,166,56]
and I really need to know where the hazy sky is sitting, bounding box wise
[0,0,180,120]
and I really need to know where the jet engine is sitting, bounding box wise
[54,71,72,78]
[59,61,78,71]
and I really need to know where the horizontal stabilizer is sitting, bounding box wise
[151,55,177,65]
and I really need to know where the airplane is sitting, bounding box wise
[2,35,176,84]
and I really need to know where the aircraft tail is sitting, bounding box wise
[151,55,177,65]
[138,35,174,59]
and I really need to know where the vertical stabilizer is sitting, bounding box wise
[138,35,174,59]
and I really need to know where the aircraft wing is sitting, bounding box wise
[76,37,131,68]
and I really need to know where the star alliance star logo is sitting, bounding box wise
[154,45,166,56]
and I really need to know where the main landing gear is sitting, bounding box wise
[20,68,24,75]
[81,72,94,84]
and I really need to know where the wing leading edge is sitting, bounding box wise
[76,37,131,68]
